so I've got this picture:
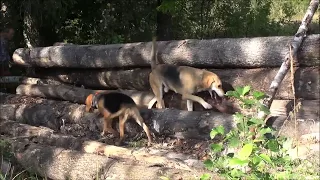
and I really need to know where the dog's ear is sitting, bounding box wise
[202,72,215,88]
[85,94,93,112]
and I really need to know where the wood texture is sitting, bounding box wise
[40,67,320,99]
[1,93,319,140]
[11,142,206,180]
[12,34,319,68]
[0,93,236,140]
[16,84,155,107]
[0,120,203,171]
[15,84,320,120]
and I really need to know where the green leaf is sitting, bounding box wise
[234,112,244,121]
[228,158,249,167]
[200,173,211,180]
[259,153,273,164]
[210,125,225,139]
[282,138,293,151]
[216,125,225,135]
[273,171,289,179]
[203,159,214,170]
[230,169,244,178]
[241,86,251,96]
[249,117,264,125]
[226,91,240,98]
[259,104,270,115]
[210,143,223,152]
[259,127,273,136]
[238,143,254,160]
[243,99,255,106]
[253,91,265,100]
[252,155,262,165]
[267,139,280,152]
[210,130,218,139]
[229,137,240,148]
[234,87,242,94]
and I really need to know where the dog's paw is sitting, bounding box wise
[100,131,107,136]
[202,102,213,109]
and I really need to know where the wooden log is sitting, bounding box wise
[1,93,319,141]
[12,34,320,69]
[16,84,155,107]
[0,93,236,140]
[0,120,203,171]
[40,67,320,99]
[0,76,23,83]
[15,84,320,120]
[21,77,64,85]
[11,142,206,180]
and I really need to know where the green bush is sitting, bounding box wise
[201,86,319,180]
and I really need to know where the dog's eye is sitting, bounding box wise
[218,85,222,88]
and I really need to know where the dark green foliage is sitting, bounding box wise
[1,0,318,49]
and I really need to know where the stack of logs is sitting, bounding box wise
[0,34,319,179]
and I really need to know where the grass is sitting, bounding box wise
[0,139,41,180]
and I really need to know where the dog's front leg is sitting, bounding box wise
[182,94,212,110]
[186,100,194,111]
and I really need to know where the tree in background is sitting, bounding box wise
[1,0,318,49]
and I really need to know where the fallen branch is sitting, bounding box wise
[39,67,320,99]
[265,0,319,109]
[12,34,319,68]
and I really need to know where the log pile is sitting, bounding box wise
[1,32,319,179]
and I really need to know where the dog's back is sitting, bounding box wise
[97,92,136,113]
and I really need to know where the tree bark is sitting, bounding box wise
[39,67,320,99]
[1,93,319,141]
[12,34,319,68]
[0,76,23,83]
[10,142,206,180]
[0,120,204,171]
[0,93,235,140]
[265,0,319,109]
[15,84,320,120]
[16,84,155,107]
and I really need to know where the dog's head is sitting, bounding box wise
[85,92,100,113]
[202,71,225,98]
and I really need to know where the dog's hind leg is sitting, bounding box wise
[131,108,153,146]
[116,112,129,146]
[149,73,165,109]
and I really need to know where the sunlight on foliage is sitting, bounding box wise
[202,86,319,179]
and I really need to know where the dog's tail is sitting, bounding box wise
[108,105,129,119]
[150,36,158,70]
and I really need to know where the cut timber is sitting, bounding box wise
[0,120,203,171]
[40,67,320,99]
[0,76,23,83]
[0,94,319,140]
[12,34,320,68]
[21,77,64,85]
[16,84,155,107]
[11,143,207,180]
[15,84,320,120]
[0,93,236,140]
